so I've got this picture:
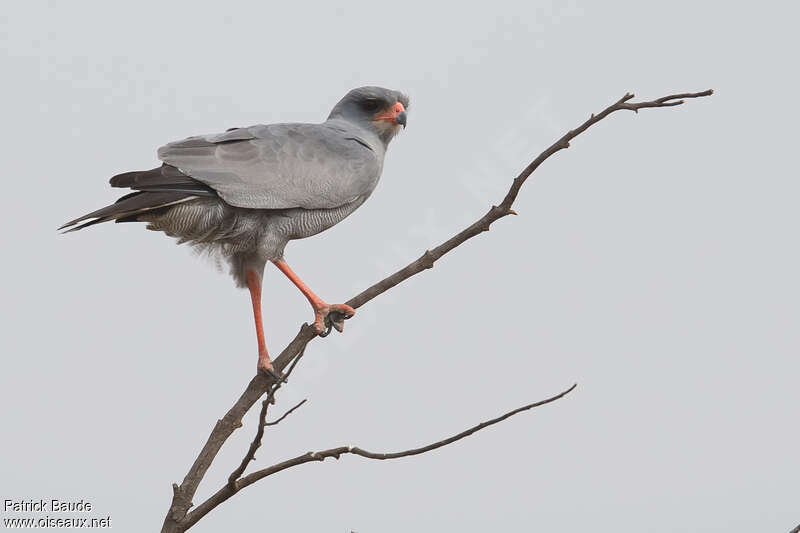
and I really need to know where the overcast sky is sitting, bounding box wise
[2,1,798,532]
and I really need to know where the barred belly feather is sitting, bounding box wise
[138,195,367,287]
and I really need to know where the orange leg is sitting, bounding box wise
[272,260,355,335]
[246,269,275,376]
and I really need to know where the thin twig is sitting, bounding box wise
[182,384,577,529]
[226,397,269,489]
[161,89,712,533]
[266,398,307,426]
[281,342,309,382]
[226,346,308,490]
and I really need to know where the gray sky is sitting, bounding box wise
[2,1,798,531]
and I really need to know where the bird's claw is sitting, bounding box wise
[258,363,287,383]
[318,323,333,338]
[313,304,355,337]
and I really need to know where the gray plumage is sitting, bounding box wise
[157,122,382,209]
[61,86,409,287]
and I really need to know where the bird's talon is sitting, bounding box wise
[314,304,355,337]
[329,311,347,332]
[259,364,286,383]
[318,322,333,337]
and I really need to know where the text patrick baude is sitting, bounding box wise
[4,499,94,512]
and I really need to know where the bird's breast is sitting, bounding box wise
[279,195,370,241]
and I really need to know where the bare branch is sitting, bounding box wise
[281,341,309,383]
[266,398,307,426]
[225,389,273,490]
[161,326,313,532]
[182,384,577,529]
[227,346,308,490]
[161,89,712,533]
[343,89,712,310]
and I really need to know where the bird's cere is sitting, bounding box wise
[373,101,407,128]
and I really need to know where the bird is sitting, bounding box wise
[60,86,409,378]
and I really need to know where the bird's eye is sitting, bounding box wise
[361,98,383,112]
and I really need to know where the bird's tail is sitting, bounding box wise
[58,191,198,233]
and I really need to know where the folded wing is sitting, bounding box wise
[157,123,382,210]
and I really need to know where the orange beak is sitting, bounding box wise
[373,102,407,128]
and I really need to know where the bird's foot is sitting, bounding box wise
[257,354,286,382]
[313,303,355,337]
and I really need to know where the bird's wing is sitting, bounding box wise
[157,123,382,210]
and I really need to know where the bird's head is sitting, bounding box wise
[327,86,409,145]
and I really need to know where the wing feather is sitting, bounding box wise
[157,123,382,210]
[109,165,216,196]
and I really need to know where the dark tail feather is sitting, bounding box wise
[109,165,215,196]
[62,217,115,233]
[59,191,195,232]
